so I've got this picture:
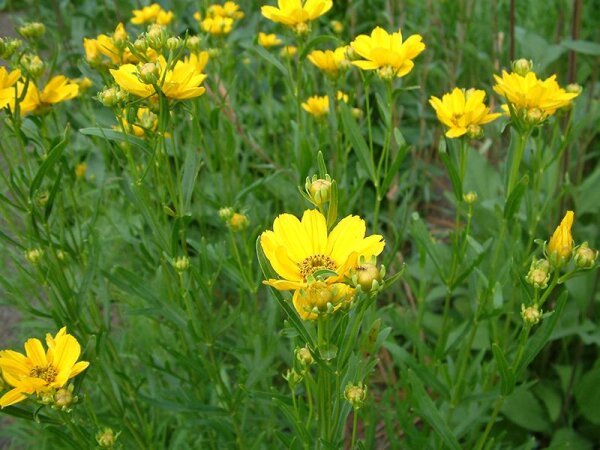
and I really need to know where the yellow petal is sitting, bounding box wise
[0,388,28,408]
[24,338,47,367]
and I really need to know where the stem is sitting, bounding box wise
[475,396,504,450]
[350,409,359,450]
[506,130,530,198]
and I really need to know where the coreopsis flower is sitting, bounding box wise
[260,209,384,291]
[521,304,542,326]
[208,1,244,20]
[200,16,234,36]
[0,67,21,109]
[493,70,579,123]
[0,327,89,408]
[261,0,333,34]
[302,94,329,118]
[429,88,500,138]
[350,27,425,79]
[8,76,79,115]
[547,211,574,267]
[110,56,206,100]
[308,46,350,77]
[258,32,282,48]
[131,3,174,25]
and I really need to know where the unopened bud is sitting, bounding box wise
[565,83,582,95]
[526,258,550,289]
[345,382,367,409]
[525,107,545,125]
[134,37,148,53]
[138,62,160,84]
[166,37,181,51]
[306,176,332,207]
[463,191,477,204]
[574,242,598,269]
[112,23,128,50]
[25,248,43,264]
[295,347,314,366]
[146,24,167,49]
[75,162,87,179]
[18,22,46,40]
[330,20,344,34]
[378,65,396,80]
[98,86,123,107]
[173,256,190,272]
[54,385,74,410]
[21,54,45,78]
[218,207,234,221]
[521,304,542,326]
[512,58,533,76]
[294,22,310,36]
[354,263,382,292]
[0,38,22,59]
[187,36,202,53]
[96,428,118,448]
[467,124,483,139]
[283,368,303,387]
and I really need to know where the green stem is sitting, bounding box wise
[506,130,530,198]
[350,409,359,450]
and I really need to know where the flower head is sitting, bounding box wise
[261,0,333,33]
[493,70,579,123]
[201,16,234,36]
[131,3,174,25]
[0,67,21,110]
[5,76,79,115]
[293,281,354,320]
[0,327,89,408]
[302,95,330,118]
[258,32,282,48]
[429,88,500,138]
[260,209,384,293]
[308,46,350,77]
[208,2,244,20]
[350,27,425,79]
[547,211,574,267]
[110,56,206,100]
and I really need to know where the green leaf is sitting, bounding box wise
[243,44,287,75]
[574,367,600,424]
[181,147,202,213]
[339,102,376,182]
[439,139,462,201]
[560,39,600,55]
[492,343,515,395]
[504,174,529,220]
[29,128,69,197]
[502,384,550,432]
[407,370,461,450]
[381,143,410,194]
[409,213,446,281]
[79,127,151,153]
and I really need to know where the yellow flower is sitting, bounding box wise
[260,209,385,292]
[493,70,579,121]
[0,327,89,408]
[185,51,210,73]
[201,16,234,36]
[350,27,425,79]
[258,32,282,48]
[261,0,333,33]
[75,162,87,179]
[293,281,354,320]
[110,56,207,100]
[547,211,574,266]
[308,46,350,77]
[131,3,174,25]
[429,88,500,138]
[117,107,158,137]
[280,45,297,57]
[208,2,244,20]
[302,95,329,118]
[8,76,79,115]
[0,67,21,110]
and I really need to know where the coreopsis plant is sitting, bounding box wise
[0,327,89,408]
[429,88,500,138]
[350,26,425,79]
[307,46,350,77]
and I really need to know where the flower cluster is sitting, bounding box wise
[131,3,174,26]
[260,209,384,320]
[262,0,332,35]
[195,2,244,36]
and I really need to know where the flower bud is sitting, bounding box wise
[208,47,221,58]
[98,86,123,107]
[25,248,43,264]
[0,38,22,59]
[280,46,297,58]
[146,24,167,50]
[463,191,477,204]
[330,20,344,34]
[512,58,533,76]
[565,83,582,95]
[21,54,45,78]
[187,36,202,53]
[345,382,367,409]
[306,176,332,207]
[138,62,160,84]
[547,211,574,268]
[574,242,598,269]
[354,263,382,292]
[295,347,314,366]
[54,385,74,410]
[521,304,542,326]
[351,107,363,119]
[283,368,303,387]
[467,124,483,139]
[228,213,249,232]
[74,77,93,92]
[294,22,310,36]
[134,37,149,53]
[525,107,545,125]
[378,65,396,80]
[96,428,118,449]
[166,36,181,51]
[218,207,234,221]
[173,256,190,272]
[526,258,551,289]
[18,22,46,40]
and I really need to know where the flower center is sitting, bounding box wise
[299,254,336,279]
[30,364,57,383]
